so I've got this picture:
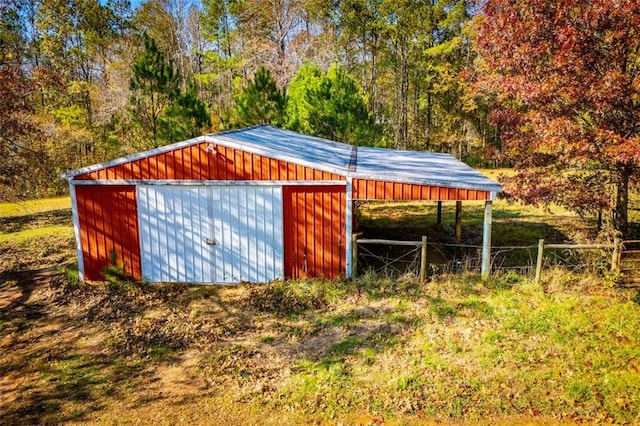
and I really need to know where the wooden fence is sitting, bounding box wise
[533,239,619,283]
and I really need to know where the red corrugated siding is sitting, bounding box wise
[353,178,491,201]
[283,185,346,279]
[76,185,141,280]
[71,141,494,283]
[75,143,345,182]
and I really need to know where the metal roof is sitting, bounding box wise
[213,125,356,172]
[354,146,503,192]
[62,125,502,193]
[213,126,502,193]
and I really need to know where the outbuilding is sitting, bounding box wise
[62,125,502,283]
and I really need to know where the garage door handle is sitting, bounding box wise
[206,238,218,246]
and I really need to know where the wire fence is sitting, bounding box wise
[429,243,538,277]
[356,242,423,277]
[355,237,617,280]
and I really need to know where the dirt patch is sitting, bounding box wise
[0,234,75,273]
[152,349,205,398]
[0,374,20,406]
[0,274,298,423]
[0,270,410,423]
[0,274,70,416]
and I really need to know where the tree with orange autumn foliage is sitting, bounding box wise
[473,0,640,235]
[0,1,42,199]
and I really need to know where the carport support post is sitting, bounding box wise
[352,233,358,278]
[345,177,354,278]
[481,200,493,280]
[455,201,462,244]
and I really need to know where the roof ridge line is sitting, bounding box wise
[348,145,357,172]
[206,124,266,137]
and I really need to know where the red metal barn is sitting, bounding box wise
[62,126,502,283]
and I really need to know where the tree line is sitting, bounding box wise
[1,0,638,235]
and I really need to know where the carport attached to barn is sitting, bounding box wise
[62,125,502,283]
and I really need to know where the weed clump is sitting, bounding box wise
[59,263,82,290]
[351,270,423,299]
[490,270,527,290]
[101,250,140,293]
[249,279,341,315]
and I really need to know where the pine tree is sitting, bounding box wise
[130,33,179,147]
[286,63,379,145]
[162,83,211,141]
[224,67,286,129]
[285,63,323,133]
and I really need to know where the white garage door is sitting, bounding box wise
[138,185,283,283]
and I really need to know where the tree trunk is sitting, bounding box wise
[425,90,432,150]
[614,165,630,236]
[395,42,409,149]
[370,31,378,117]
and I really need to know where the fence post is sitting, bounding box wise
[535,239,545,283]
[420,236,427,283]
[611,237,621,273]
[352,233,358,279]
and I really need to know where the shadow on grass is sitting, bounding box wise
[358,202,526,229]
[0,209,71,233]
[0,267,62,323]
[317,322,402,368]
[0,272,240,424]
[1,279,105,423]
[245,276,426,376]
[359,220,570,246]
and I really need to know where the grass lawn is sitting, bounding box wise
[0,196,74,272]
[0,196,71,218]
[1,269,639,424]
[1,195,639,425]
[357,195,596,246]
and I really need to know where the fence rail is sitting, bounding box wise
[353,235,428,282]
[357,238,422,246]
[534,239,618,282]
[353,235,623,282]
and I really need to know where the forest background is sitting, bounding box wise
[1,0,639,234]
